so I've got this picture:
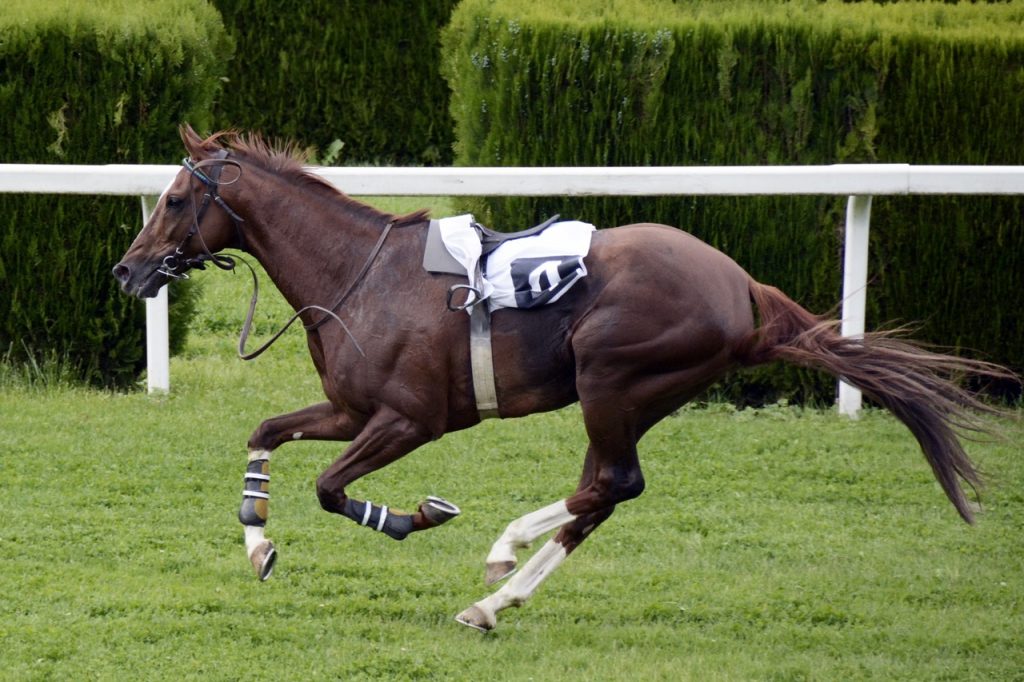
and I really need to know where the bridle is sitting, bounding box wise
[157,150,245,280]
[155,149,395,360]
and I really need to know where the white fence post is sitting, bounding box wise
[139,195,169,394]
[838,195,873,418]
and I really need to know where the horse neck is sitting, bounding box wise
[232,167,394,312]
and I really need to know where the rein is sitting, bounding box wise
[234,219,395,360]
[165,153,394,361]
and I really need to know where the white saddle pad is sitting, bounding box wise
[437,214,595,312]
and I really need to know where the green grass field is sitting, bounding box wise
[1,197,1021,681]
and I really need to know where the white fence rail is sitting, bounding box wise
[3,163,1023,415]
[4,163,1024,195]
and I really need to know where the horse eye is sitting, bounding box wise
[166,195,184,209]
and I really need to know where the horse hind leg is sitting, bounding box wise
[456,537,573,632]
[477,443,606,585]
[457,434,643,631]
[454,489,584,630]
[480,499,577,585]
[455,507,615,632]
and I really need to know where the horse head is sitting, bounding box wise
[113,124,244,298]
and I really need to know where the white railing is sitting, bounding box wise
[3,163,1023,415]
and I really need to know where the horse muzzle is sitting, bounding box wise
[112,259,170,299]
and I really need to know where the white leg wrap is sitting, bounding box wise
[244,524,267,559]
[476,540,568,616]
[486,500,575,566]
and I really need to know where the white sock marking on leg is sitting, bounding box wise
[244,525,267,558]
[487,499,575,566]
[477,540,568,617]
[248,449,272,462]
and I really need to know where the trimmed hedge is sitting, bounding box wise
[212,0,458,165]
[443,0,1024,403]
[0,0,231,387]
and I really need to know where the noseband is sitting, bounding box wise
[158,150,245,279]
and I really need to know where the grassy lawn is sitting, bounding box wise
[1,197,1021,680]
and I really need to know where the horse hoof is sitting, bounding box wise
[420,496,461,527]
[485,560,517,585]
[455,605,496,632]
[250,540,277,581]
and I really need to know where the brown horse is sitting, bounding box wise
[113,126,1012,631]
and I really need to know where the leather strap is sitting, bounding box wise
[470,304,499,419]
[235,220,395,360]
[306,220,395,331]
[235,256,364,360]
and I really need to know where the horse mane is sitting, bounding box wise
[199,129,429,227]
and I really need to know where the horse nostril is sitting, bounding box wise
[112,263,131,284]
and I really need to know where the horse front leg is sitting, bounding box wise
[315,405,462,541]
[241,401,361,580]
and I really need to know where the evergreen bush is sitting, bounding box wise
[443,0,1024,403]
[212,0,458,165]
[0,0,231,388]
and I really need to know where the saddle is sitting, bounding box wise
[423,215,562,275]
[421,213,595,420]
[477,215,561,256]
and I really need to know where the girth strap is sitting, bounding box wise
[470,304,499,419]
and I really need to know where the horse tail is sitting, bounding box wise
[738,280,1017,524]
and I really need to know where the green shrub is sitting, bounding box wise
[0,0,231,388]
[443,0,1024,403]
[212,0,458,165]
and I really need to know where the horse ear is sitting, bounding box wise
[178,123,220,160]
